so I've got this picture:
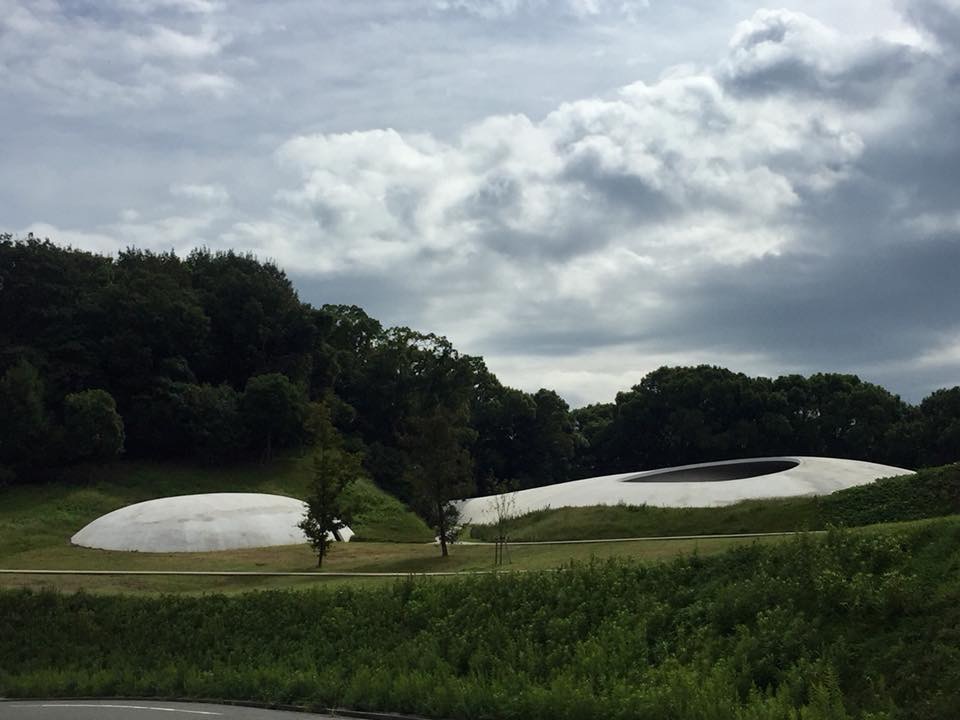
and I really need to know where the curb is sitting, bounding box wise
[0,569,514,577]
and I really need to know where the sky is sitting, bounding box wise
[3,0,960,408]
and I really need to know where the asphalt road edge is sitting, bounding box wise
[0,696,445,720]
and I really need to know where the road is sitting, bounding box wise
[0,701,341,719]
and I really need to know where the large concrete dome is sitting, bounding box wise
[71,492,353,552]
[458,456,913,525]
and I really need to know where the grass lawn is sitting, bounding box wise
[466,495,823,542]
[0,534,786,594]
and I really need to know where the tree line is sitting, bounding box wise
[2,235,958,505]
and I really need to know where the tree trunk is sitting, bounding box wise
[438,501,448,557]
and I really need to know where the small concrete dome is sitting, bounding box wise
[458,456,914,525]
[71,492,353,552]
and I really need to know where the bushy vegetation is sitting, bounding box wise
[820,463,960,527]
[469,497,823,542]
[471,464,960,542]
[3,521,960,719]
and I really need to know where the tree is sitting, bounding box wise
[180,383,244,463]
[63,389,124,462]
[186,248,314,389]
[403,401,476,557]
[298,404,360,567]
[490,478,517,566]
[241,373,306,461]
[0,359,48,479]
[918,387,960,466]
[528,389,576,486]
[570,402,615,477]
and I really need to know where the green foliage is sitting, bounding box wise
[594,366,917,476]
[177,383,244,462]
[337,476,434,542]
[241,373,307,460]
[820,464,960,527]
[470,371,580,493]
[63,389,124,462]
[403,401,476,556]
[185,248,313,389]
[0,360,49,479]
[299,451,357,567]
[469,495,823,542]
[3,521,960,718]
[299,404,362,566]
[917,388,960,467]
[6,235,960,501]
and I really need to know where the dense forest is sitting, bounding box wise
[1,235,958,499]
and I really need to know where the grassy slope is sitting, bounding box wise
[0,455,786,594]
[469,463,960,542]
[0,534,781,595]
[468,496,821,542]
[3,518,960,719]
[0,453,434,558]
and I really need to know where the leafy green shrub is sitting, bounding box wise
[820,464,960,527]
[3,520,960,718]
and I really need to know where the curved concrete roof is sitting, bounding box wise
[71,492,354,553]
[457,456,913,525]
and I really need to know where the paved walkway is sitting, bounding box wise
[0,530,816,577]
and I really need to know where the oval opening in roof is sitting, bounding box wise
[624,459,800,483]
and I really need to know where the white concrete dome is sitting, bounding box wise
[71,492,353,552]
[458,456,913,525]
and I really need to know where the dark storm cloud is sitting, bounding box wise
[903,0,960,52]
[653,235,960,368]
[560,155,681,223]
[725,45,919,104]
[290,271,423,322]
[723,10,922,103]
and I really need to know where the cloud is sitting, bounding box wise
[263,3,960,402]
[723,8,921,104]
[268,55,866,277]
[433,0,649,21]
[170,183,230,204]
[6,0,960,406]
[0,0,237,110]
[901,0,960,52]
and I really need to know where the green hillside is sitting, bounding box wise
[3,518,960,719]
[0,454,434,563]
